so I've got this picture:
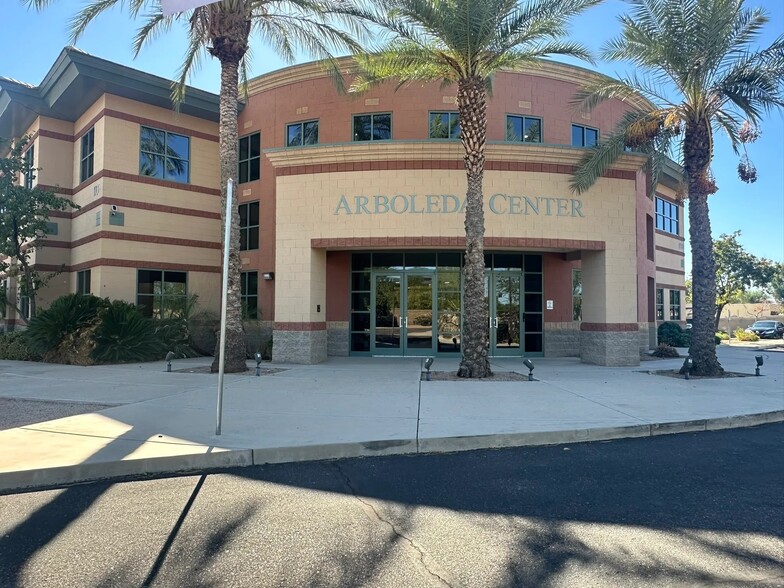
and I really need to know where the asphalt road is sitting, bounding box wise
[1,424,782,588]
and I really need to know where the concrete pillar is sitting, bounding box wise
[271,246,328,364]
[579,250,640,366]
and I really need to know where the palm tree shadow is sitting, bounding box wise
[0,427,148,587]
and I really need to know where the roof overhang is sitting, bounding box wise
[0,47,221,139]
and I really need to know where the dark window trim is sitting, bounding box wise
[77,269,91,295]
[135,269,189,319]
[352,112,393,142]
[656,288,665,321]
[238,131,261,183]
[506,114,544,143]
[239,201,260,252]
[139,125,191,184]
[669,290,681,320]
[80,127,95,183]
[285,120,319,147]
[428,111,461,140]
[23,145,35,189]
[571,123,599,147]
[655,196,680,236]
[241,271,259,319]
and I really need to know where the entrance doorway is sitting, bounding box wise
[372,272,436,356]
[486,273,522,356]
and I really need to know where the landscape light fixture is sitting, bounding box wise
[682,357,693,380]
[165,351,175,372]
[755,355,763,376]
[255,352,263,377]
[423,357,434,381]
[523,358,535,381]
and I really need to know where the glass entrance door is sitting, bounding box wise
[372,272,436,355]
[486,273,523,356]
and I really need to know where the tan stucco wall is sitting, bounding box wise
[274,169,638,324]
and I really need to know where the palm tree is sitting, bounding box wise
[570,0,784,376]
[351,0,599,377]
[25,0,366,372]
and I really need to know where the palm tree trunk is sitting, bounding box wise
[684,120,723,376]
[456,76,491,378]
[210,30,248,373]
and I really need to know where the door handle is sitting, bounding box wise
[494,317,499,328]
[489,316,493,330]
[402,316,407,328]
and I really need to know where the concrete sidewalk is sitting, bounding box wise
[1,344,783,493]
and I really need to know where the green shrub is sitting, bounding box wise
[652,343,680,358]
[657,321,690,347]
[92,300,167,363]
[155,318,199,359]
[734,328,759,342]
[716,331,730,341]
[25,294,104,356]
[0,332,35,361]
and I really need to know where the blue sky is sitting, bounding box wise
[2,0,782,269]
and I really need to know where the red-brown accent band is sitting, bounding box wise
[40,169,220,198]
[48,197,220,221]
[655,245,685,257]
[656,266,685,276]
[311,236,605,251]
[35,259,220,273]
[274,322,327,331]
[655,229,685,241]
[277,160,635,180]
[38,129,75,142]
[580,323,640,332]
[45,231,220,250]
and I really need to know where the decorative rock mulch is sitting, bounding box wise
[172,366,287,376]
[422,370,530,382]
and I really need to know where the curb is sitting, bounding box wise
[2,410,783,494]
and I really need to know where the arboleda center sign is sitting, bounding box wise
[334,193,585,217]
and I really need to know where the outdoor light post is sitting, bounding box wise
[755,355,763,376]
[165,351,175,373]
[523,359,535,381]
[682,357,693,380]
[423,357,434,381]
[255,352,263,377]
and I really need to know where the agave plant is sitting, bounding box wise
[92,300,167,364]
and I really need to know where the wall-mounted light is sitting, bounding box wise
[755,355,763,376]
[262,272,275,281]
[523,358,535,381]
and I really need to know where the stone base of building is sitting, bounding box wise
[544,322,581,357]
[639,322,656,352]
[246,320,274,358]
[327,321,349,357]
[272,326,328,364]
[580,324,640,366]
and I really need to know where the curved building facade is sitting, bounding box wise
[0,50,686,367]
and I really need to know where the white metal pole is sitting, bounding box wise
[216,178,233,436]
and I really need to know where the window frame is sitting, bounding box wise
[352,112,393,142]
[286,120,319,147]
[241,271,259,319]
[239,201,260,252]
[571,124,599,147]
[238,132,261,183]
[135,269,189,319]
[139,125,190,184]
[428,111,461,140]
[656,288,665,321]
[572,269,582,321]
[80,127,95,183]
[669,290,681,320]
[655,196,680,235]
[23,145,35,189]
[77,269,91,295]
[506,114,543,144]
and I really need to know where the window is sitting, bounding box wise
[241,271,259,319]
[507,115,542,143]
[572,269,582,321]
[139,126,190,183]
[670,290,681,320]
[80,128,95,182]
[136,270,187,319]
[23,145,35,189]
[20,295,30,320]
[238,132,261,183]
[655,197,679,235]
[571,124,598,147]
[353,113,391,141]
[77,270,91,295]
[429,112,460,139]
[239,202,259,251]
[656,288,664,321]
[286,121,319,147]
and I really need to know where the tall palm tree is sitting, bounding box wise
[25,0,366,372]
[570,0,784,376]
[351,0,599,377]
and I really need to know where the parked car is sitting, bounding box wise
[745,320,784,339]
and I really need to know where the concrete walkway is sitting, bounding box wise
[1,344,782,492]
